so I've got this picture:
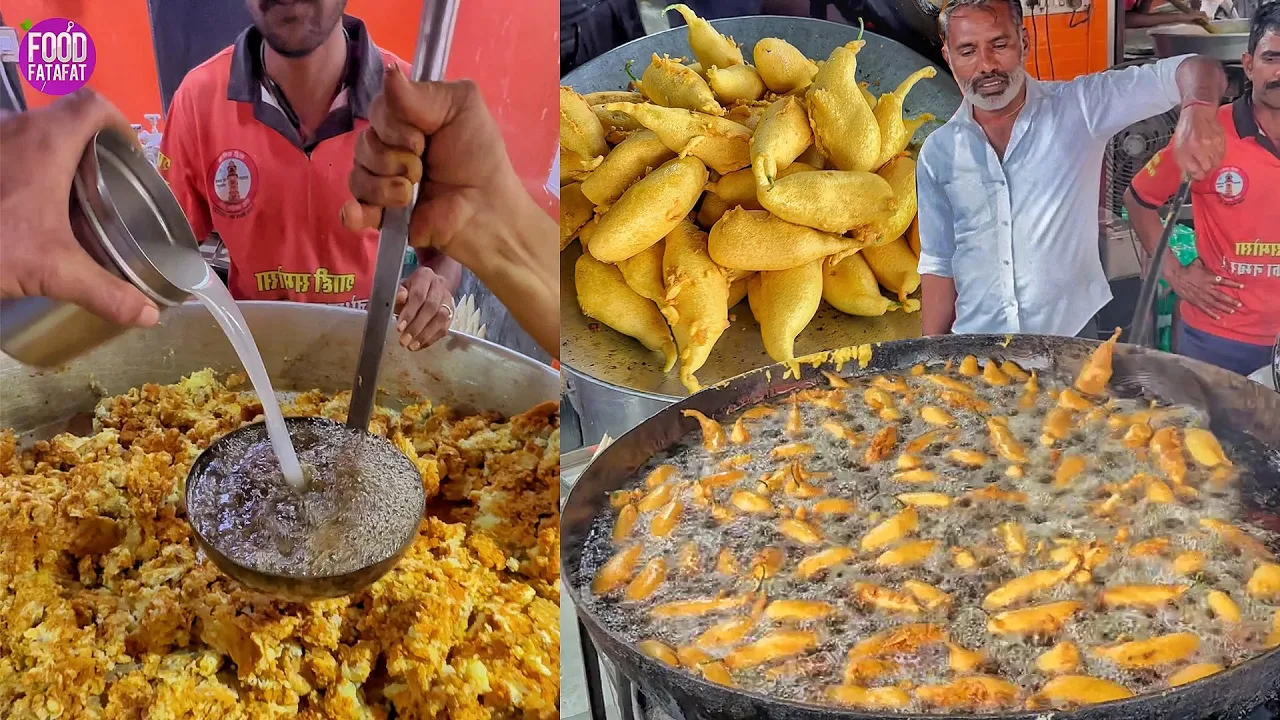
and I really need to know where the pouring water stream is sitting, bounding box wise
[187,267,305,489]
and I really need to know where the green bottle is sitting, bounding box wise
[401,247,418,281]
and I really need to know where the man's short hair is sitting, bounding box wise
[938,0,1025,42]
[1249,1,1280,55]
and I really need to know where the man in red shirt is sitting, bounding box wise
[1126,4,1280,376]
[159,0,461,350]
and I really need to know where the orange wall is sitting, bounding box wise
[331,0,560,212]
[2,0,557,214]
[1022,3,1112,80]
[1,0,162,124]
[443,0,559,213]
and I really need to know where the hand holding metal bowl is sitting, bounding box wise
[0,90,175,338]
[0,112,207,368]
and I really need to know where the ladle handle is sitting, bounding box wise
[1271,333,1279,391]
[347,0,460,432]
[1129,178,1192,349]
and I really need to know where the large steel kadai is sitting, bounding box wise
[562,334,1280,720]
[1,303,558,442]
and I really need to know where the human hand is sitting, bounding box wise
[0,90,159,326]
[343,65,523,262]
[395,266,454,350]
[1165,259,1244,321]
[344,64,559,359]
[1173,101,1225,181]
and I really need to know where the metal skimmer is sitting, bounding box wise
[185,0,460,602]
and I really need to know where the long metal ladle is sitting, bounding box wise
[1128,178,1193,348]
[347,0,460,431]
[184,0,462,603]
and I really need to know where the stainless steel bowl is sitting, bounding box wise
[2,302,560,600]
[1150,19,1252,61]
[0,128,207,367]
[560,16,963,446]
[2,302,559,442]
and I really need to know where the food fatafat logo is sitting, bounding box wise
[17,18,96,95]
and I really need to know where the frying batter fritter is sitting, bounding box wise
[582,341,1280,713]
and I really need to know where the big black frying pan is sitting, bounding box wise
[561,334,1280,720]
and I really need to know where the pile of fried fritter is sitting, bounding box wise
[563,4,936,392]
[0,369,559,719]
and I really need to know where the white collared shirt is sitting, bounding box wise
[916,56,1191,336]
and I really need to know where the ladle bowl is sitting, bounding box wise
[184,416,426,602]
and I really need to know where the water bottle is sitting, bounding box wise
[142,113,162,167]
[401,246,418,281]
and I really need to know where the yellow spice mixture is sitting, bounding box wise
[0,370,560,720]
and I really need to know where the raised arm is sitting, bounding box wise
[1169,56,1229,180]
[345,66,559,358]
[1072,56,1225,156]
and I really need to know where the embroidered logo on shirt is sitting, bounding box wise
[1213,166,1247,206]
[1142,152,1162,177]
[254,266,358,295]
[208,149,257,218]
[156,151,171,173]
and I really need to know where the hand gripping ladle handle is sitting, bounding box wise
[347,0,459,432]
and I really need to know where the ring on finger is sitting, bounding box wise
[442,303,455,320]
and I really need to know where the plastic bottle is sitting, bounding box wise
[1156,280,1174,352]
[142,114,163,167]
[401,246,418,281]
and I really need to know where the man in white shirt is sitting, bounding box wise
[917,0,1227,338]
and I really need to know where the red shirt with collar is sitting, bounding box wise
[1129,97,1280,346]
[159,18,407,307]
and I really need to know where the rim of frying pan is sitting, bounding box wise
[561,334,1280,720]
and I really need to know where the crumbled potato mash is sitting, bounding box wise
[0,370,559,719]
